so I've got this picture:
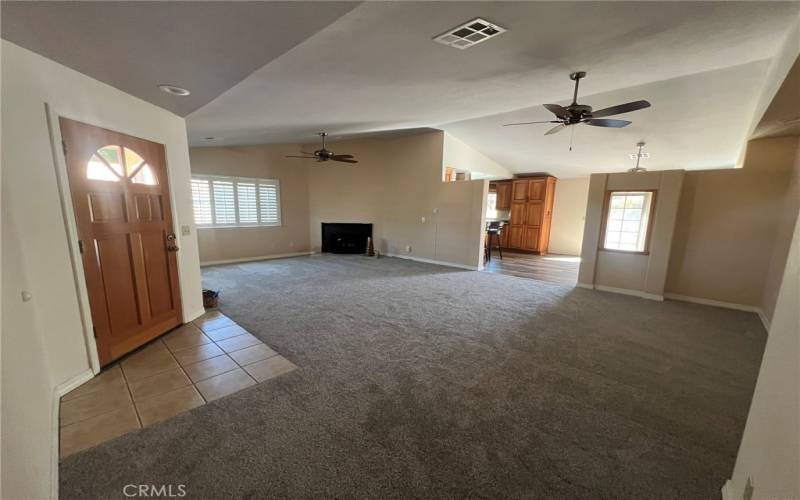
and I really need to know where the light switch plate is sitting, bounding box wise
[181,225,191,236]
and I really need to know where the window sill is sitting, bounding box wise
[196,224,282,230]
[599,248,650,256]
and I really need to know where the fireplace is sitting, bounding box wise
[321,223,373,254]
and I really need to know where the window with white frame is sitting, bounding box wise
[191,175,281,227]
[602,191,654,252]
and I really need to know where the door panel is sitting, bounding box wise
[496,182,512,210]
[88,192,127,222]
[512,180,528,201]
[141,231,175,317]
[510,202,526,225]
[525,202,544,227]
[96,235,141,333]
[508,226,524,248]
[523,226,540,250]
[60,118,182,366]
[528,180,546,201]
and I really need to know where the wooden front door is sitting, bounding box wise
[60,118,182,366]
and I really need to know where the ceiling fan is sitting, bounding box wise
[503,71,651,136]
[286,132,358,164]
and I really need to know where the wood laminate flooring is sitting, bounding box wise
[482,251,580,284]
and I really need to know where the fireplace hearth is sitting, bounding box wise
[321,223,373,254]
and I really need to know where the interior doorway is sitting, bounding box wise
[60,118,183,366]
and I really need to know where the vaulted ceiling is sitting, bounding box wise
[3,1,799,176]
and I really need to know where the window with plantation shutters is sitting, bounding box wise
[190,175,281,227]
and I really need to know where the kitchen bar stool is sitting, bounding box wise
[486,221,504,261]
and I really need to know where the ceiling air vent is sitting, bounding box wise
[433,18,507,50]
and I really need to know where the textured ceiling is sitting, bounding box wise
[3,1,798,176]
[184,1,799,175]
[441,61,771,177]
[0,1,359,115]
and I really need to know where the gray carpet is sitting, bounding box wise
[60,255,766,499]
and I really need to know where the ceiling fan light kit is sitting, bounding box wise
[286,132,358,164]
[503,71,652,150]
[628,141,649,173]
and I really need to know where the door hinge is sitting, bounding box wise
[78,240,84,253]
[61,140,68,156]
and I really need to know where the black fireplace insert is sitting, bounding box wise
[321,223,373,254]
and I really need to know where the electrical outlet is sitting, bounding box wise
[289,241,295,248]
[406,245,412,253]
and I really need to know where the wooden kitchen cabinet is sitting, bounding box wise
[508,225,524,249]
[512,180,528,201]
[495,182,512,210]
[528,179,546,201]
[510,202,526,224]
[504,176,557,254]
[523,226,540,249]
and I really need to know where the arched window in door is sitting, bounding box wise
[87,145,157,185]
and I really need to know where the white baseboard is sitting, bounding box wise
[200,251,312,267]
[386,253,480,271]
[185,307,208,323]
[757,310,771,333]
[56,369,96,396]
[720,479,735,500]
[576,282,594,290]
[595,284,664,301]
[51,368,95,499]
[663,293,769,333]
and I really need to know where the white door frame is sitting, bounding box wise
[44,103,189,373]
[44,103,102,374]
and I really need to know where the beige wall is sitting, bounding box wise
[189,145,312,263]
[760,138,800,321]
[549,177,590,256]
[666,136,800,315]
[442,132,512,180]
[578,170,684,298]
[191,131,487,269]
[307,131,487,268]
[306,137,392,253]
[1,41,203,499]
[727,192,799,499]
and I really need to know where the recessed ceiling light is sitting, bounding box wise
[158,84,191,96]
[433,18,507,50]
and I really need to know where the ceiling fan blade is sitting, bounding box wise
[286,155,317,159]
[591,100,651,118]
[585,119,631,128]
[503,120,560,127]
[331,154,354,159]
[301,151,317,156]
[543,104,570,118]
[545,124,566,135]
[332,157,358,164]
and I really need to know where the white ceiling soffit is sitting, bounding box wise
[0,1,360,116]
[187,0,799,164]
[753,55,800,140]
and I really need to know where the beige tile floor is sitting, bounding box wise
[59,310,297,458]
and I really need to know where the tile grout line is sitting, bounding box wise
[117,358,144,429]
[197,316,286,383]
[163,337,209,404]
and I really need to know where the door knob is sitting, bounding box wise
[166,233,179,252]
